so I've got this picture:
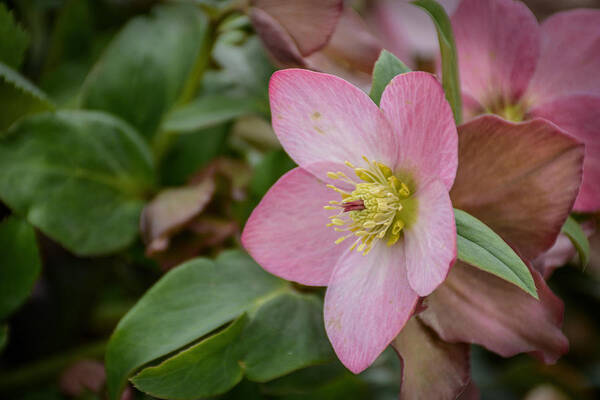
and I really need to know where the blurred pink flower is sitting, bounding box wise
[452,0,600,212]
[242,69,458,373]
[367,0,460,68]
[251,1,382,89]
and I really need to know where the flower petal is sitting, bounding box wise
[420,261,569,364]
[250,7,308,68]
[242,167,347,286]
[367,0,460,65]
[392,317,470,400]
[306,8,382,90]
[452,0,540,106]
[404,180,456,296]
[252,0,343,56]
[529,94,600,212]
[379,71,458,190]
[526,9,600,102]
[450,115,584,259]
[324,243,419,373]
[269,69,398,178]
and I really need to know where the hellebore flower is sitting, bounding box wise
[242,69,458,372]
[251,1,382,89]
[366,0,459,69]
[393,115,584,398]
[452,0,600,212]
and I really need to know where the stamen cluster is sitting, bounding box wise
[325,157,411,255]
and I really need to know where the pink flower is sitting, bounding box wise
[242,69,458,373]
[367,0,460,68]
[452,0,600,212]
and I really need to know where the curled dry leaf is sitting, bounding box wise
[59,359,133,400]
[140,177,215,254]
[141,158,250,269]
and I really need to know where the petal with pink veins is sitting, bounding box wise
[251,0,343,56]
[526,9,600,103]
[404,180,456,296]
[269,69,398,179]
[420,261,569,364]
[392,317,470,400]
[242,167,348,286]
[450,115,584,259]
[379,71,458,190]
[324,242,419,373]
[452,0,540,107]
[529,94,600,212]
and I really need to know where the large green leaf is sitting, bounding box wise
[0,62,53,130]
[162,95,257,133]
[412,0,462,124]
[369,50,411,106]
[105,250,287,400]
[454,209,538,299]
[131,292,331,399]
[0,216,41,320]
[0,3,29,69]
[80,4,209,139]
[561,216,590,267]
[0,110,155,256]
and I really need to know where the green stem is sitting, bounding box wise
[0,339,108,393]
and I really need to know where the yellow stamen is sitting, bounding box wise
[324,157,416,255]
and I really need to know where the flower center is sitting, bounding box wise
[324,157,413,256]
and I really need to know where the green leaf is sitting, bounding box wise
[0,62,53,130]
[0,3,30,69]
[369,50,411,106]
[0,216,42,320]
[132,316,248,399]
[250,150,296,198]
[162,95,257,133]
[561,216,590,267]
[159,123,229,186]
[106,250,286,400]
[454,208,538,299]
[212,36,274,113]
[412,0,462,124]
[131,292,332,399]
[0,110,155,256]
[80,4,209,139]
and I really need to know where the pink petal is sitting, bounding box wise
[451,115,584,260]
[269,69,398,179]
[452,0,540,106]
[242,167,347,286]
[529,94,600,212]
[367,0,460,66]
[420,262,569,364]
[305,8,382,90]
[404,180,456,296]
[251,0,343,56]
[324,243,419,373]
[250,7,308,68]
[526,9,600,102]
[392,317,470,400]
[379,71,458,190]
